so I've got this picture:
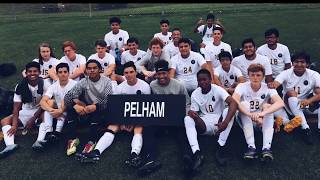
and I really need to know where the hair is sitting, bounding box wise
[86,59,102,70]
[197,69,212,80]
[265,28,279,37]
[25,61,40,72]
[56,62,69,72]
[178,37,192,46]
[123,61,136,72]
[109,16,121,24]
[127,37,139,45]
[62,41,76,52]
[172,27,182,33]
[160,19,170,25]
[206,13,215,20]
[291,51,311,64]
[155,60,169,72]
[213,25,224,34]
[247,63,265,76]
[241,38,256,48]
[95,39,107,47]
[149,37,164,49]
[38,43,56,65]
[218,51,232,61]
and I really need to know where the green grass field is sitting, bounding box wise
[1,3,320,180]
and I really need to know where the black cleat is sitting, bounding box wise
[303,128,313,145]
[192,150,204,172]
[80,149,100,163]
[137,155,162,177]
[32,141,46,152]
[260,148,273,162]
[46,131,61,144]
[182,154,193,176]
[215,144,229,166]
[124,152,144,168]
[243,146,258,160]
[0,144,19,159]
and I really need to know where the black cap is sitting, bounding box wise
[155,60,169,72]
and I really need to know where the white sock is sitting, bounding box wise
[288,97,309,129]
[131,134,142,155]
[55,117,65,132]
[262,114,274,150]
[218,108,234,146]
[36,123,47,141]
[184,116,200,154]
[239,101,256,149]
[44,111,53,132]
[317,108,320,129]
[274,108,290,124]
[2,125,14,146]
[94,132,115,154]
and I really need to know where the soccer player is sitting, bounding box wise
[136,37,171,83]
[138,60,191,176]
[163,27,182,58]
[202,26,232,69]
[80,61,150,165]
[121,37,147,65]
[63,59,113,156]
[232,64,284,161]
[231,38,273,87]
[0,62,50,158]
[60,41,86,81]
[272,51,320,145]
[104,16,129,67]
[214,51,245,95]
[33,63,77,151]
[88,39,116,77]
[184,69,238,173]
[153,19,172,46]
[170,38,208,95]
[22,43,59,83]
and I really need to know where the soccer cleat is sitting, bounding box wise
[283,116,302,133]
[66,138,80,156]
[124,152,144,168]
[215,144,229,166]
[80,149,101,163]
[261,148,274,162]
[192,150,204,172]
[0,144,19,159]
[46,131,62,144]
[274,116,283,133]
[137,155,162,177]
[302,128,313,145]
[32,140,46,152]
[243,146,258,160]
[82,141,96,154]
[182,154,193,176]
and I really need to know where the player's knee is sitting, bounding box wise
[1,115,13,126]
[184,116,195,128]
[107,124,120,133]
[286,90,297,97]
[134,126,143,134]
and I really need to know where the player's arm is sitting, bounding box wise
[216,96,238,133]
[40,95,55,112]
[260,94,284,117]
[228,76,245,94]
[265,74,274,88]
[300,87,320,107]
[194,19,204,33]
[232,92,252,117]
[21,70,27,77]
[25,107,44,129]
[7,102,23,136]
[104,64,116,77]
[70,64,85,80]
[47,65,58,81]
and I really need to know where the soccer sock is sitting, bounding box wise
[288,97,309,129]
[184,116,200,154]
[37,123,47,141]
[55,117,65,133]
[262,114,274,150]
[218,108,234,146]
[2,125,14,146]
[274,108,290,124]
[94,132,115,154]
[240,113,256,149]
[131,133,143,155]
[44,111,53,132]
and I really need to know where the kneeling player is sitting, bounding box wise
[232,64,284,162]
[184,69,238,173]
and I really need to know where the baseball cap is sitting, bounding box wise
[155,60,169,72]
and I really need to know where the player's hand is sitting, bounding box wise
[74,104,86,115]
[199,43,206,48]
[84,104,96,114]
[50,109,63,118]
[267,82,275,89]
[120,125,134,132]
[300,99,311,108]
[142,70,155,77]
[250,112,263,123]
[215,121,228,134]
[7,125,17,137]
[197,18,205,25]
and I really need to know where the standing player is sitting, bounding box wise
[163,28,182,58]
[60,41,86,81]
[232,38,273,86]
[63,59,113,157]
[184,69,238,173]
[272,52,320,144]
[80,61,150,165]
[88,39,116,77]
[121,37,146,65]
[170,38,208,95]
[214,51,245,95]
[232,64,284,161]
[153,19,172,46]
[33,63,77,151]
[0,62,50,158]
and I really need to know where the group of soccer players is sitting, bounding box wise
[0,13,320,177]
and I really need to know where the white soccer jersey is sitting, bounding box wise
[275,68,320,99]
[13,80,50,110]
[163,42,179,58]
[231,54,272,81]
[88,53,115,73]
[197,25,214,43]
[214,65,243,88]
[234,82,278,112]
[190,84,230,116]
[104,29,129,58]
[171,51,206,92]
[121,49,146,65]
[203,41,232,68]
[45,79,77,108]
[154,32,172,46]
[114,79,151,95]
[60,54,86,81]
[32,57,60,78]
[256,43,291,78]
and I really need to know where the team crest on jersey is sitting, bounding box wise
[304,80,308,85]
[230,75,234,79]
[169,37,172,40]
[136,90,142,95]
[119,37,122,41]
[278,53,282,58]
[212,96,215,101]
[76,65,79,68]
[104,63,108,66]
[49,65,52,69]
[138,57,141,61]
[221,49,225,52]
[261,94,265,99]
[191,60,195,64]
